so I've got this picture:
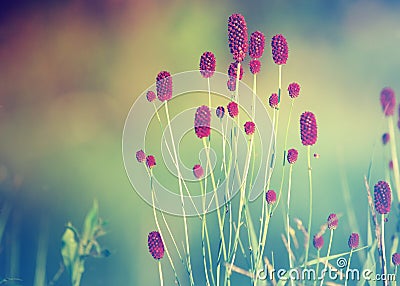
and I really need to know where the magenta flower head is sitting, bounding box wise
[374,180,392,214]
[300,112,318,146]
[380,87,395,116]
[146,90,156,102]
[200,51,216,78]
[287,148,298,164]
[271,34,288,65]
[382,133,390,145]
[146,155,156,169]
[392,253,400,266]
[216,106,225,119]
[194,105,211,139]
[228,61,244,80]
[348,233,360,249]
[313,235,324,250]
[327,213,338,230]
[148,231,164,260]
[136,149,146,163]
[249,31,265,59]
[193,164,204,179]
[266,190,276,204]
[288,82,300,98]
[244,121,255,135]
[227,101,239,118]
[269,93,279,109]
[227,78,236,91]
[249,59,261,75]
[228,13,248,62]
[156,71,173,102]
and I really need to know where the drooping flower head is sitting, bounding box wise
[227,78,236,91]
[269,93,279,109]
[380,87,395,116]
[200,51,216,78]
[327,213,338,230]
[227,101,239,118]
[266,190,276,204]
[348,233,360,249]
[288,82,300,98]
[136,149,146,163]
[374,180,392,214]
[392,253,400,266]
[271,34,288,65]
[382,133,390,145]
[146,155,156,169]
[287,148,298,164]
[313,235,324,250]
[244,121,255,135]
[300,112,318,146]
[193,164,204,179]
[249,59,261,74]
[194,105,211,139]
[156,71,173,102]
[146,91,156,102]
[228,61,244,80]
[148,231,164,260]
[249,31,265,59]
[228,14,248,62]
[216,106,225,119]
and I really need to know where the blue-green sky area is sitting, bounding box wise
[0,0,400,284]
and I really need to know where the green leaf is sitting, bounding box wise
[81,200,99,245]
[61,223,78,274]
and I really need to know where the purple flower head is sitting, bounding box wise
[216,106,225,119]
[374,180,392,214]
[156,71,173,102]
[227,78,236,91]
[146,91,156,102]
[389,160,394,170]
[380,87,395,116]
[228,61,244,80]
[136,149,146,163]
[287,148,298,164]
[228,14,248,62]
[193,164,204,179]
[271,34,288,65]
[249,31,265,59]
[348,233,360,249]
[269,93,279,109]
[200,51,216,78]
[148,231,164,260]
[313,235,324,250]
[288,82,300,98]
[227,101,239,118]
[300,112,318,146]
[244,121,255,135]
[327,213,338,230]
[266,190,276,204]
[249,59,261,74]
[382,133,390,145]
[392,253,400,266]
[194,105,211,139]
[146,155,156,169]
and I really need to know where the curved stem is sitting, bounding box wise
[304,145,313,267]
[314,250,320,286]
[381,214,388,286]
[287,164,294,282]
[344,249,353,286]
[158,261,164,286]
[320,230,334,286]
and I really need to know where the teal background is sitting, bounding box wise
[0,0,400,284]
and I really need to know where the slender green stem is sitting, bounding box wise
[304,145,313,267]
[287,164,294,282]
[381,214,388,286]
[344,249,353,286]
[314,250,320,286]
[320,230,334,286]
[388,117,400,200]
[165,102,194,286]
[158,261,164,286]
[394,266,398,286]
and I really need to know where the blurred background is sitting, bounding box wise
[1,0,400,284]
